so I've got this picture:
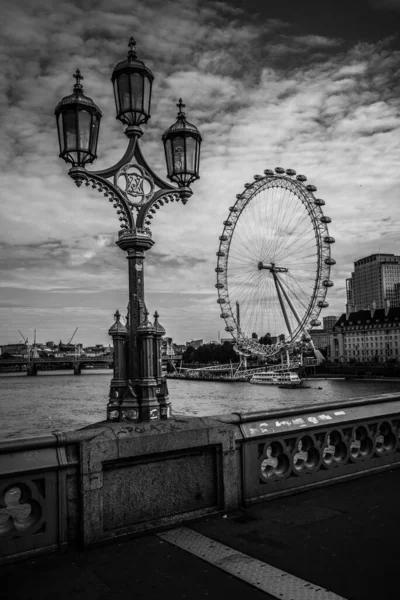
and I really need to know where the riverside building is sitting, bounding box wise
[346,253,400,311]
[330,301,400,363]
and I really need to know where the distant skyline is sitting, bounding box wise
[1,0,399,345]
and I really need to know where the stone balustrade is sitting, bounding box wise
[1,393,400,564]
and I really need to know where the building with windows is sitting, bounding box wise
[309,315,338,353]
[323,316,338,331]
[330,302,400,363]
[346,253,400,311]
[0,343,27,356]
[310,330,330,350]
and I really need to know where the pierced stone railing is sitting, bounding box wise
[2,393,400,563]
[220,393,400,504]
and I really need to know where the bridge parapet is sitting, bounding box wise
[218,393,400,504]
[0,418,237,562]
[2,393,400,564]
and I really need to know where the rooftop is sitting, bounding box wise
[336,306,400,328]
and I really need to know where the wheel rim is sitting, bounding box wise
[216,171,334,357]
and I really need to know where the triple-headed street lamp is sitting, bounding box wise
[55,38,202,422]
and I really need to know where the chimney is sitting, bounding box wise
[346,303,353,320]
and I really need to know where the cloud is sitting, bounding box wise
[292,34,342,49]
[0,0,399,345]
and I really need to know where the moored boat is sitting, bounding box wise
[250,370,302,386]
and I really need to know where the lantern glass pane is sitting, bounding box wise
[78,109,91,152]
[164,138,173,176]
[195,139,201,174]
[113,80,120,114]
[57,114,64,154]
[64,109,77,151]
[143,76,151,116]
[185,136,196,173]
[172,136,185,174]
[90,114,100,156]
[119,73,131,111]
[130,73,143,111]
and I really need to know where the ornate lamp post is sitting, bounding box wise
[55,38,202,422]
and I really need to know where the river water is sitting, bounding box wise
[1,370,400,440]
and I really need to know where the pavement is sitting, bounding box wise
[1,467,399,600]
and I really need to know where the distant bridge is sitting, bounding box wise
[0,354,182,376]
[0,356,113,375]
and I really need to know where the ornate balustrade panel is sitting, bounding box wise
[0,446,69,560]
[240,397,400,504]
[79,418,238,545]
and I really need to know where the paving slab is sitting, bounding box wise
[0,534,274,600]
[191,468,400,600]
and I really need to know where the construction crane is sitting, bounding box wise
[67,328,78,345]
[17,330,28,344]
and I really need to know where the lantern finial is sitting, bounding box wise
[73,69,84,94]
[177,98,185,117]
[128,37,137,60]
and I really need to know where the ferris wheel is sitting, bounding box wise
[215,167,335,358]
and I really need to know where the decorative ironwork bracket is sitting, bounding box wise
[68,134,192,231]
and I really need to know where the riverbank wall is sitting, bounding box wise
[2,392,400,564]
[315,364,400,378]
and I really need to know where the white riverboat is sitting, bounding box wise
[249,370,302,386]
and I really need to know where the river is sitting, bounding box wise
[1,370,400,440]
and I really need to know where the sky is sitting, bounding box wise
[0,0,399,346]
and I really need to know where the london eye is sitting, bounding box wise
[215,168,335,358]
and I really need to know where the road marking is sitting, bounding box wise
[158,527,347,600]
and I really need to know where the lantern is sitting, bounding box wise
[54,70,102,167]
[112,38,153,130]
[162,99,202,187]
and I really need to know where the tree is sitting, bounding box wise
[182,342,237,364]
[182,345,196,363]
[259,333,273,345]
[166,361,175,373]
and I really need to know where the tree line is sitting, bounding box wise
[182,342,238,364]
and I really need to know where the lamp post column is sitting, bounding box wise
[116,228,154,421]
[137,311,159,420]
